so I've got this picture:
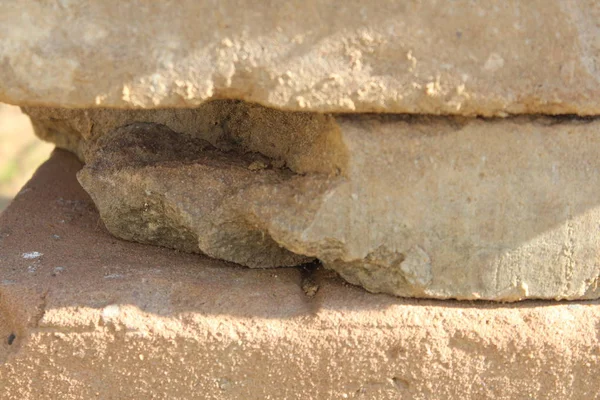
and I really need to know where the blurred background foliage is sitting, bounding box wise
[0,103,53,212]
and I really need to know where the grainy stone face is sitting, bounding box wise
[2,0,600,115]
[25,103,600,301]
[79,122,320,268]
[23,101,347,175]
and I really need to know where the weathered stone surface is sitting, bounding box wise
[23,101,347,175]
[3,1,600,116]
[27,103,600,301]
[1,150,600,399]
[79,122,319,268]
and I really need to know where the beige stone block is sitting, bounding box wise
[2,1,600,115]
[1,150,599,399]
[25,103,600,300]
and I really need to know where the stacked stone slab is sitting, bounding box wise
[2,0,600,116]
[2,1,600,398]
[3,1,600,301]
[21,104,600,301]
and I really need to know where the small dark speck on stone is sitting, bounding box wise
[456,31,462,38]
[7,333,16,345]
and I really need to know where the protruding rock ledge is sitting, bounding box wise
[24,103,600,301]
[1,151,599,399]
[3,1,600,116]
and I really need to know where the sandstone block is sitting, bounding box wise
[1,150,599,399]
[2,1,600,115]
[25,103,600,301]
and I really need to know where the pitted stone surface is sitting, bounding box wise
[1,150,599,400]
[27,104,600,301]
[2,1,600,116]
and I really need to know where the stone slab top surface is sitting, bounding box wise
[2,1,600,116]
[0,149,599,399]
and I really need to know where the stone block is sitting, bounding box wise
[2,1,600,116]
[1,150,599,399]
[24,104,600,301]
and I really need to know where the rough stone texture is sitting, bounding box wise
[26,104,600,301]
[23,101,347,175]
[3,1,600,116]
[1,149,600,399]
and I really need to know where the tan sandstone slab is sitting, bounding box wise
[25,103,600,301]
[2,0,600,116]
[0,150,599,399]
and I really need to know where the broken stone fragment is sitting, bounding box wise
[77,122,322,268]
[25,101,600,301]
[3,1,600,116]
